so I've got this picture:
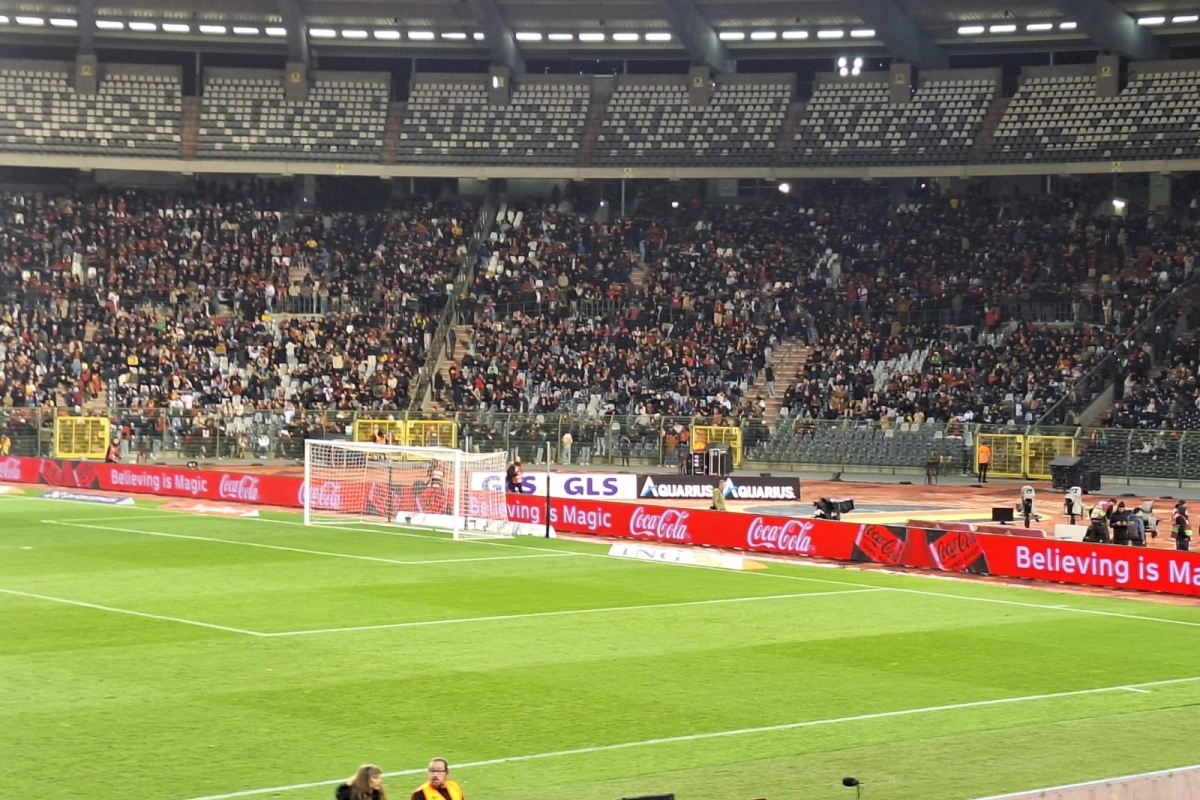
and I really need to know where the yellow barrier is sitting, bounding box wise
[976,433,1077,480]
[1026,435,1076,480]
[691,425,743,467]
[406,419,457,448]
[353,419,406,444]
[352,419,458,449]
[54,416,109,460]
[976,433,1024,479]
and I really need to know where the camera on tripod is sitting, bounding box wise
[814,497,855,520]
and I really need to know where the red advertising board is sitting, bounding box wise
[0,455,311,508]
[6,453,1200,599]
[505,494,1200,599]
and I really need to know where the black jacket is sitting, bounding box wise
[336,786,383,800]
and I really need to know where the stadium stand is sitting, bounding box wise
[0,63,181,156]
[989,63,1200,163]
[197,69,388,161]
[594,77,791,166]
[0,186,473,411]
[792,71,996,166]
[397,77,588,165]
[1106,338,1200,429]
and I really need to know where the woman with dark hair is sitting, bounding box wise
[336,765,388,800]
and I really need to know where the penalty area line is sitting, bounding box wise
[173,673,1200,800]
[0,587,265,637]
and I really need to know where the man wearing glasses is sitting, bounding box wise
[411,758,464,800]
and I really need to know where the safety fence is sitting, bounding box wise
[4,409,1200,484]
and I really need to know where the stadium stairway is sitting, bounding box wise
[578,101,607,168]
[181,96,200,160]
[772,101,806,167]
[968,96,1010,164]
[382,101,405,166]
[424,323,476,414]
[754,339,811,424]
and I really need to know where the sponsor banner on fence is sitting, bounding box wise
[471,471,639,500]
[636,474,802,501]
[505,494,1200,599]
[162,501,262,518]
[40,490,135,506]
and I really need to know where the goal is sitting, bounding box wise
[303,440,546,539]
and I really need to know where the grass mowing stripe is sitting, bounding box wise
[261,587,888,636]
[39,520,581,566]
[0,587,264,636]
[172,673,1200,800]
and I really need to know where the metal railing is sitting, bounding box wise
[9,409,1200,485]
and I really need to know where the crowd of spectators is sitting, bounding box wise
[450,183,1197,431]
[5,178,1200,451]
[1107,339,1200,429]
[0,183,471,412]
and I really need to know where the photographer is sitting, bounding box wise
[1082,507,1110,544]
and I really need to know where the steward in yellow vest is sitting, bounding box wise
[411,759,463,800]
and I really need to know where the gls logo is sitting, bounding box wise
[479,474,538,494]
[562,476,623,497]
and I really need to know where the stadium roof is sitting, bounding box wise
[1,0,1198,66]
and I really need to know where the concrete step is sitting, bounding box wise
[382,100,405,166]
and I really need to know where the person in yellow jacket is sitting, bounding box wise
[411,759,463,800]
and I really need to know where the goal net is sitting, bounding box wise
[303,440,547,539]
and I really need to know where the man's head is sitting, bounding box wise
[515,456,521,465]
[427,758,449,788]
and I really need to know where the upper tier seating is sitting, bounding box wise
[988,70,1200,163]
[397,81,588,165]
[198,77,387,161]
[594,82,789,166]
[0,69,181,156]
[792,78,994,166]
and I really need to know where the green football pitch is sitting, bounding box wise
[3,493,1200,800]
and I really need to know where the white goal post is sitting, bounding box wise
[303,440,549,539]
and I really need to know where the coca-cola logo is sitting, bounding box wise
[629,507,691,542]
[219,474,261,502]
[0,457,22,482]
[300,480,344,510]
[745,517,815,555]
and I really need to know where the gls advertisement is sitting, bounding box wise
[637,475,802,502]
[471,472,639,500]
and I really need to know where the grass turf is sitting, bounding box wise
[2,492,1199,800]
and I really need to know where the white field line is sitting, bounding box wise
[174,673,1200,800]
[33,509,1200,631]
[261,588,887,637]
[0,587,264,637]
[39,520,580,566]
[1122,686,1152,694]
